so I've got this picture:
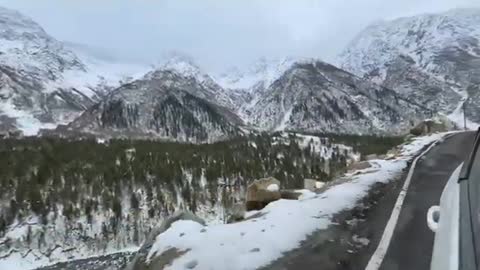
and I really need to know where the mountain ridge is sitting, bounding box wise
[339,8,480,126]
[0,5,443,141]
[0,6,151,135]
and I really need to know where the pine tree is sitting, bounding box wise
[28,186,44,215]
[130,193,139,210]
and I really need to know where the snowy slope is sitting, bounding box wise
[0,6,150,135]
[339,8,480,125]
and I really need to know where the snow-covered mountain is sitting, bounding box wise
[214,57,296,91]
[0,4,439,140]
[214,57,300,121]
[57,55,432,139]
[62,69,244,142]
[59,56,429,139]
[242,60,428,134]
[0,6,150,135]
[154,53,243,111]
[339,8,480,125]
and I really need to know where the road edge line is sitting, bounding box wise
[365,136,447,270]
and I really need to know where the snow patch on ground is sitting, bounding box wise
[144,133,445,270]
[400,133,446,157]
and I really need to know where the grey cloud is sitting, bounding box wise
[0,0,479,71]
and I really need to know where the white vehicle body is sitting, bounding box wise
[429,163,463,270]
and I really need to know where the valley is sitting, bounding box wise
[0,3,479,270]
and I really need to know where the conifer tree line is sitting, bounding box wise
[0,132,403,237]
[297,131,404,157]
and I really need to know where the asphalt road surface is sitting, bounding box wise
[261,131,475,270]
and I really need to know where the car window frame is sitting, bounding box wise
[459,129,480,270]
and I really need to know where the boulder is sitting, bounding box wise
[304,179,325,192]
[125,211,205,270]
[246,177,281,211]
[386,148,400,159]
[347,161,372,173]
[410,116,454,136]
[315,181,326,189]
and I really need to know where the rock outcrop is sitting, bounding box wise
[246,177,281,211]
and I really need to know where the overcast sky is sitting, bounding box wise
[0,0,479,71]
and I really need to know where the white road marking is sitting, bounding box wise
[365,138,444,270]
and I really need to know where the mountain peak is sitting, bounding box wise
[339,8,480,125]
[213,57,299,90]
[0,6,46,37]
[0,6,152,135]
[339,8,480,77]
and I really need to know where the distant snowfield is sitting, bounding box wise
[143,133,446,270]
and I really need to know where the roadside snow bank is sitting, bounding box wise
[400,133,445,157]
[143,133,446,270]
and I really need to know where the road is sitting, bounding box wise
[261,131,475,270]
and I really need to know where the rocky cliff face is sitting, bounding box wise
[242,60,428,134]
[339,9,480,124]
